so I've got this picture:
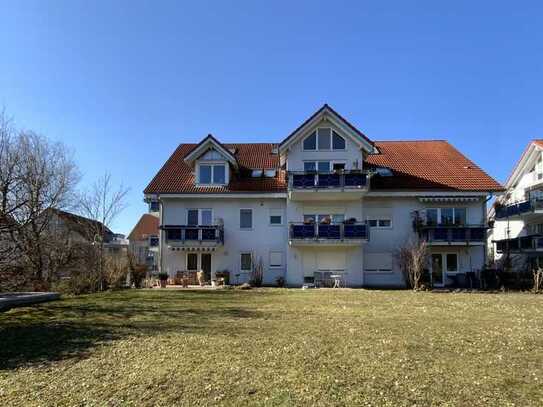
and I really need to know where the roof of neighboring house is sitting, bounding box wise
[128,214,159,241]
[144,140,502,194]
[50,208,114,239]
[144,143,286,194]
[500,139,543,190]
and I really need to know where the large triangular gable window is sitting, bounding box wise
[303,128,345,151]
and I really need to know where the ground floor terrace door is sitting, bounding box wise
[201,253,212,281]
[431,253,458,287]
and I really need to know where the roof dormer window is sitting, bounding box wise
[303,128,345,151]
[198,163,226,185]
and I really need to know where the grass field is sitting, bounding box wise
[1,288,543,406]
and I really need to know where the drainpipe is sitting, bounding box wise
[159,196,164,275]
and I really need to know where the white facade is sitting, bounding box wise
[147,107,494,287]
[488,142,543,271]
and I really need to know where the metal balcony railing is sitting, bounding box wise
[495,199,543,219]
[162,225,224,244]
[418,224,487,244]
[495,234,543,253]
[289,222,369,240]
[288,170,369,190]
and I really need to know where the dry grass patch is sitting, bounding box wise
[1,289,543,406]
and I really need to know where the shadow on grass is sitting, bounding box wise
[0,290,266,370]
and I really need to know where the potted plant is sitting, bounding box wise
[158,272,168,288]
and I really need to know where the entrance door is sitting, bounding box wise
[431,254,444,287]
[201,253,212,281]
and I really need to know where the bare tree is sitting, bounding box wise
[79,172,129,290]
[0,111,80,288]
[396,239,429,290]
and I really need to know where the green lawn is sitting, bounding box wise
[1,289,543,406]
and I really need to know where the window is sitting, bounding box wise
[264,169,276,177]
[303,128,346,151]
[304,214,345,224]
[149,236,159,247]
[166,229,182,240]
[427,209,438,226]
[368,218,392,228]
[332,162,345,171]
[149,201,160,212]
[251,169,263,177]
[446,253,458,272]
[240,209,253,229]
[269,251,283,268]
[240,253,252,271]
[364,253,393,273]
[441,208,454,225]
[317,128,331,150]
[199,165,212,184]
[187,209,199,226]
[303,132,317,150]
[187,253,198,271]
[213,165,225,184]
[426,208,467,225]
[304,161,330,172]
[332,131,345,150]
[187,209,212,225]
[269,209,283,225]
[198,164,226,185]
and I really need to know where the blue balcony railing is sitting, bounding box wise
[162,225,224,244]
[419,225,487,244]
[289,170,368,190]
[289,222,368,241]
[495,199,543,219]
[495,234,543,253]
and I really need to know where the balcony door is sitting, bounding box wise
[201,253,212,281]
[431,253,458,287]
[187,209,212,226]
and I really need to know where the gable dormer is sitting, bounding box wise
[184,134,238,187]
[278,104,378,172]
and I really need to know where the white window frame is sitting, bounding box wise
[269,251,283,268]
[367,218,393,229]
[426,207,468,225]
[186,208,213,225]
[196,161,227,186]
[239,208,253,230]
[302,128,346,151]
[240,252,253,272]
[269,209,283,226]
[303,213,345,224]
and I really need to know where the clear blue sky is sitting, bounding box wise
[2,1,542,234]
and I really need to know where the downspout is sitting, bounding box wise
[159,195,164,275]
[483,192,494,269]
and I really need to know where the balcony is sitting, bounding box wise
[162,225,224,250]
[287,170,370,201]
[494,234,543,254]
[289,222,369,246]
[495,199,543,219]
[418,224,487,246]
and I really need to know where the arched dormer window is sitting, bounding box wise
[303,128,345,151]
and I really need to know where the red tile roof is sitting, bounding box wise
[144,140,502,194]
[366,140,503,191]
[128,214,159,241]
[144,143,286,194]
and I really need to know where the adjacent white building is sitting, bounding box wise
[488,140,543,272]
[144,105,502,288]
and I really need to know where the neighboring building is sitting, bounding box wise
[489,140,543,272]
[144,105,502,288]
[128,213,159,272]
